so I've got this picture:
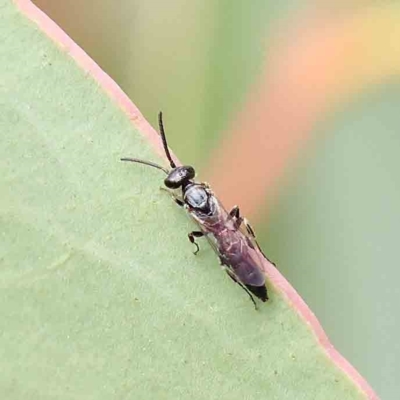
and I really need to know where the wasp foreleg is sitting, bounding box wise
[174,198,185,207]
[188,231,204,255]
[224,269,258,310]
[160,187,185,207]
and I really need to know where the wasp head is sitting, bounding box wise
[164,166,195,189]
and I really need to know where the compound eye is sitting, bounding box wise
[164,166,195,189]
[164,176,181,189]
[186,166,195,180]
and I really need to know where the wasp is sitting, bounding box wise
[121,112,275,309]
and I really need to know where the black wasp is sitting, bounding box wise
[121,112,275,309]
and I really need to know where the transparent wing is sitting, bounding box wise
[191,216,267,287]
[236,220,276,276]
[183,192,273,287]
[228,231,267,287]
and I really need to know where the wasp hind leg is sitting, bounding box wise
[224,269,258,310]
[243,219,277,268]
[188,231,204,255]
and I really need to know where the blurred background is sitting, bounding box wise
[33,1,400,398]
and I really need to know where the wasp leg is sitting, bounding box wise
[229,208,276,268]
[243,219,277,268]
[188,231,204,255]
[174,198,185,207]
[228,205,244,230]
[244,218,258,238]
[228,206,261,238]
[224,269,258,310]
[229,205,240,218]
[160,187,185,207]
[228,207,257,240]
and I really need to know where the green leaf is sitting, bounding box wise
[0,1,376,399]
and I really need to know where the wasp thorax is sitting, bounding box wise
[164,166,195,189]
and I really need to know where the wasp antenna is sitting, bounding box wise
[120,158,169,174]
[158,111,177,169]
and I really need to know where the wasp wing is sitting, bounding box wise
[237,220,276,272]
[187,196,269,287]
[222,228,267,287]
[180,187,274,300]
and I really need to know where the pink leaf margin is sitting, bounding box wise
[13,1,379,399]
[13,0,180,167]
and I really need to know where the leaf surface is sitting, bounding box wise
[0,1,377,399]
